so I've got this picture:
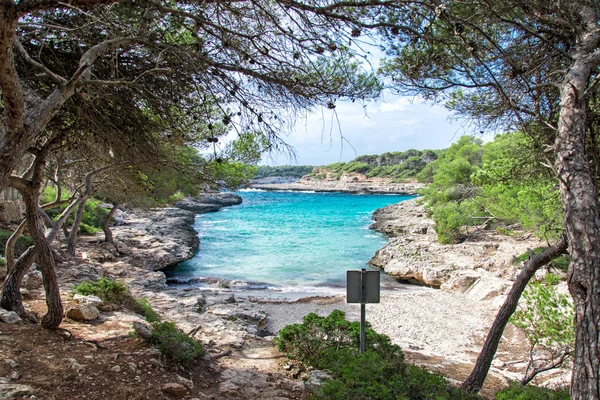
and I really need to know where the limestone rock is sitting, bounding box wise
[173,199,221,214]
[65,304,100,321]
[162,382,188,395]
[463,272,511,301]
[304,370,332,391]
[112,208,199,271]
[368,198,543,292]
[21,270,43,290]
[133,321,153,340]
[0,308,22,324]
[193,192,243,206]
[440,270,482,293]
[0,383,37,398]
[73,294,103,308]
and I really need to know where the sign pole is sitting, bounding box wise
[360,268,366,354]
[360,302,366,354]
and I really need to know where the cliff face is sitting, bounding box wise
[251,172,425,194]
[368,199,543,301]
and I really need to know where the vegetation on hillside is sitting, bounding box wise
[311,149,438,182]
[419,134,561,244]
[254,165,316,179]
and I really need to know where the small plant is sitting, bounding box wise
[495,382,570,400]
[73,277,129,303]
[133,298,162,323]
[148,321,204,363]
[511,274,574,385]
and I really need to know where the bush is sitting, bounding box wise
[276,310,478,400]
[73,277,129,303]
[495,383,570,400]
[0,230,34,258]
[147,321,204,363]
[133,298,162,323]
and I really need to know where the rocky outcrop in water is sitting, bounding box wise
[108,207,199,271]
[174,192,242,213]
[368,199,543,300]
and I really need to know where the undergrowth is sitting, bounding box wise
[494,382,570,400]
[275,310,478,400]
[73,277,129,303]
[133,298,203,363]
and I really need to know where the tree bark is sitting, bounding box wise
[461,235,568,394]
[22,191,63,329]
[102,203,119,244]
[67,195,88,256]
[0,246,35,315]
[5,219,27,271]
[555,70,600,400]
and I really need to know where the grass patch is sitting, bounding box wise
[73,277,129,303]
[276,310,478,400]
[132,298,204,363]
[132,298,162,323]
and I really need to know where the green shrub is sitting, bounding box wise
[495,383,570,400]
[133,298,162,323]
[0,230,34,258]
[277,310,478,400]
[148,321,204,363]
[73,277,129,303]
[513,248,570,272]
[0,257,6,267]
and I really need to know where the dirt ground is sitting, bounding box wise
[0,318,306,400]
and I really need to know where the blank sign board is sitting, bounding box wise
[347,270,380,303]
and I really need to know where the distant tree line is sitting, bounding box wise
[312,149,438,181]
[254,166,316,179]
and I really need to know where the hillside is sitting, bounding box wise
[308,149,438,182]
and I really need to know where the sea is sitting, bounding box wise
[163,190,416,298]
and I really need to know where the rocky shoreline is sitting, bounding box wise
[367,199,544,302]
[1,191,570,398]
[250,173,425,195]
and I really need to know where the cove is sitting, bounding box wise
[164,190,415,293]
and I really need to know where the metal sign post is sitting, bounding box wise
[347,268,380,353]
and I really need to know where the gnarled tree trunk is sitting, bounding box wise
[461,235,568,393]
[0,247,35,315]
[556,57,600,400]
[22,190,62,329]
[67,195,88,256]
[102,203,119,244]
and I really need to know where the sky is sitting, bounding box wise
[261,91,489,167]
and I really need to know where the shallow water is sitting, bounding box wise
[164,190,415,293]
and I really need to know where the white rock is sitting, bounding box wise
[65,304,100,321]
[73,294,103,308]
[0,308,21,324]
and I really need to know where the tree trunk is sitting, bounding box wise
[0,247,35,315]
[67,196,87,256]
[461,236,567,393]
[23,191,62,329]
[5,219,26,271]
[555,61,600,399]
[102,203,119,244]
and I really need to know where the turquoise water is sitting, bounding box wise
[164,190,415,292]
